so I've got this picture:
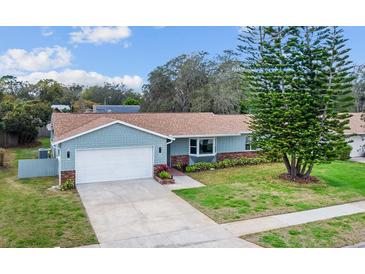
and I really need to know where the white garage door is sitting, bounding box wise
[348,135,365,157]
[75,146,153,184]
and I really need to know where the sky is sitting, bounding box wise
[0,26,364,92]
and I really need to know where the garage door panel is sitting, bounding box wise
[75,147,153,184]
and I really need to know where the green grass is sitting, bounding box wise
[0,138,97,247]
[174,161,365,223]
[243,213,365,248]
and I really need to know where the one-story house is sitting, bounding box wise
[50,112,364,185]
[347,112,365,157]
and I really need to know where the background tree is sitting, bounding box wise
[142,51,246,113]
[72,98,96,113]
[1,99,51,144]
[191,50,244,113]
[142,52,210,112]
[0,75,142,143]
[0,75,34,100]
[239,26,354,179]
[123,97,141,105]
[81,83,135,105]
[33,79,66,103]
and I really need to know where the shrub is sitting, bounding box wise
[60,179,75,191]
[185,166,196,173]
[185,157,270,172]
[158,171,172,179]
[338,144,353,160]
[155,164,168,174]
[174,162,187,171]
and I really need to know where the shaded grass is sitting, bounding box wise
[243,213,365,248]
[0,138,97,247]
[174,162,365,223]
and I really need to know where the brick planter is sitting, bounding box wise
[61,170,75,185]
[154,175,175,185]
[217,151,258,161]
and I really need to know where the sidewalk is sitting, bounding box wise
[222,200,365,236]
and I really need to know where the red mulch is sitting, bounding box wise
[279,173,319,184]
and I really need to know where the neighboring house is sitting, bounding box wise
[49,112,364,185]
[93,105,140,113]
[51,105,71,112]
[347,112,365,157]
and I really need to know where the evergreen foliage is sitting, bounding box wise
[238,26,354,178]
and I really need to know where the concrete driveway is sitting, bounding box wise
[351,157,365,163]
[77,179,257,248]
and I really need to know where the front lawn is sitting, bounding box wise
[242,213,365,248]
[0,138,97,247]
[174,161,365,223]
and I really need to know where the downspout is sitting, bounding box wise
[166,138,174,167]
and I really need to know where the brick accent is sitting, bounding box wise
[154,175,175,185]
[61,170,75,184]
[171,155,189,167]
[217,151,258,161]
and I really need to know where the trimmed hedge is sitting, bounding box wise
[185,157,270,172]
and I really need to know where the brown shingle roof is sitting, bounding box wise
[51,112,252,142]
[348,112,365,135]
[51,112,365,143]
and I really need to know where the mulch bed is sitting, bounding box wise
[279,173,319,184]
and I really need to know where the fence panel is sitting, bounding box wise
[18,158,58,179]
[38,126,51,137]
[0,131,18,147]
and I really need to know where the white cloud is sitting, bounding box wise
[69,27,131,45]
[123,41,132,48]
[0,46,71,74]
[18,69,144,91]
[41,27,54,37]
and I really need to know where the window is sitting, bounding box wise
[245,136,254,150]
[66,150,71,159]
[190,138,215,156]
[158,147,162,153]
[199,139,214,154]
[190,139,197,154]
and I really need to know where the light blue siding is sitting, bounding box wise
[170,138,189,155]
[216,135,246,153]
[18,158,58,178]
[60,123,167,171]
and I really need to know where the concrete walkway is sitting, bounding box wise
[222,201,365,236]
[164,175,205,190]
[344,242,365,248]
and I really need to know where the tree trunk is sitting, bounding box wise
[283,154,291,174]
[304,163,314,178]
[290,154,297,177]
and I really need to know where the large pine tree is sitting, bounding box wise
[238,26,354,179]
